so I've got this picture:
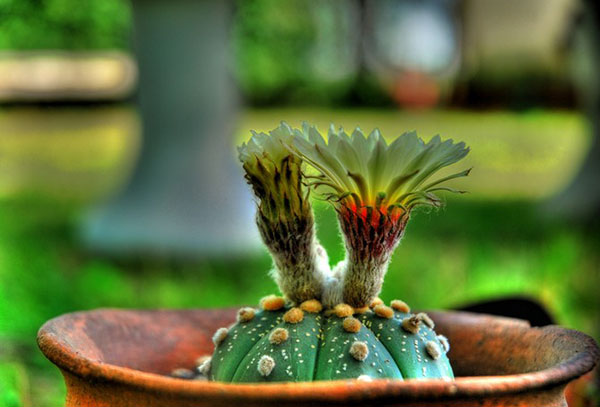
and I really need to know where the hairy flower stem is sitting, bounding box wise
[242,148,327,304]
[257,210,326,304]
[338,206,409,308]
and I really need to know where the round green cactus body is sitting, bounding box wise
[208,299,452,382]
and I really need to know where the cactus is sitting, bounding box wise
[203,122,469,382]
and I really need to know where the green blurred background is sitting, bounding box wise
[1,0,599,406]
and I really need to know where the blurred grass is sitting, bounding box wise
[0,106,140,202]
[0,108,598,407]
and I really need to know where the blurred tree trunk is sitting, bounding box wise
[83,0,258,256]
[545,0,600,223]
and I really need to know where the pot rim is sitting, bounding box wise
[37,308,599,402]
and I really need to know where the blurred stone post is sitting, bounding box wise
[546,0,600,221]
[83,0,258,255]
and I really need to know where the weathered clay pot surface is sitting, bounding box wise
[38,308,599,407]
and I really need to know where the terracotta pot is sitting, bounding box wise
[37,308,599,407]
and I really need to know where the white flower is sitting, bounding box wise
[291,122,470,212]
[238,122,296,169]
[237,122,307,220]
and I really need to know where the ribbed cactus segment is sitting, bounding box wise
[210,309,282,381]
[314,316,402,380]
[207,300,452,382]
[359,309,453,379]
[232,312,321,382]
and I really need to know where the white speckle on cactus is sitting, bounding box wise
[197,357,212,376]
[171,368,194,379]
[373,304,394,319]
[283,307,304,324]
[401,315,421,334]
[269,327,289,345]
[390,299,410,313]
[333,303,354,318]
[437,334,450,353]
[212,327,228,346]
[417,312,435,329]
[349,341,369,361]
[299,299,323,313]
[237,307,256,323]
[342,316,361,333]
[426,340,442,360]
[370,298,384,308]
[260,295,285,311]
[357,374,373,382]
[195,355,211,367]
[258,355,276,377]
